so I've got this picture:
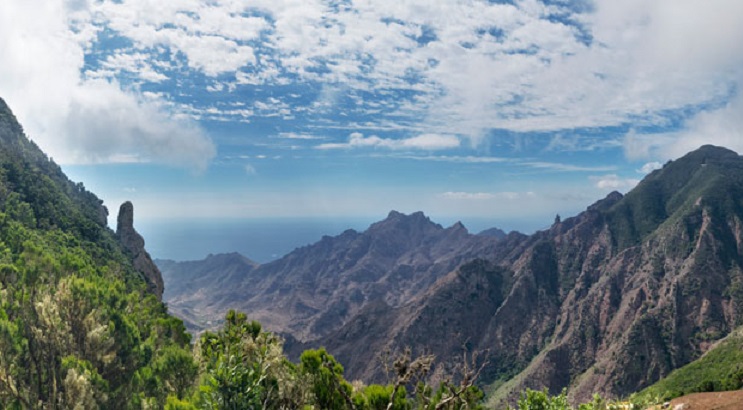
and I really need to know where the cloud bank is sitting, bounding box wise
[0,0,216,170]
[2,0,741,164]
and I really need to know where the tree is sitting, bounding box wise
[300,348,355,409]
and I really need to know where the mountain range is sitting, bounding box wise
[159,144,743,404]
[3,90,743,407]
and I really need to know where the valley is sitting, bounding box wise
[160,145,743,406]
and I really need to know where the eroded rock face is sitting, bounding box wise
[117,201,164,300]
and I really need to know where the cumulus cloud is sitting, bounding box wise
[0,0,216,170]
[638,162,663,174]
[317,132,460,151]
[591,174,640,191]
[638,93,743,161]
[4,0,742,165]
[93,0,266,77]
[75,1,737,138]
[612,0,743,161]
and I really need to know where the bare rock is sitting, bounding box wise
[117,201,164,300]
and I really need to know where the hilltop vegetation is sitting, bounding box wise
[0,98,194,408]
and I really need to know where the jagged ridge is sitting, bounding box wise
[159,144,743,406]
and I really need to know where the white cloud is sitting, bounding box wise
[5,0,742,166]
[440,191,536,200]
[72,1,734,139]
[591,174,640,191]
[522,162,616,172]
[317,132,460,151]
[96,51,169,83]
[276,132,324,140]
[638,162,663,174]
[0,0,216,170]
[396,155,511,164]
[637,92,743,161]
[93,0,267,77]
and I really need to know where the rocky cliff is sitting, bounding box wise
[117,201,164,300]
[157,211,507,339]
[159,144,743,405]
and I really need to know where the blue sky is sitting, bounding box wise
[1,0,742,233]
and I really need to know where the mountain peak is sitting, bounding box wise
[380,210,437,227]
[588,191,624,212]
[667,144,741,171]
[478,227,507,239]
[691,144,739,159]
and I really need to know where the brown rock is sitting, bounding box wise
[117,201,164,301]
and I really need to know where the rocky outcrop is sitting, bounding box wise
[159,145,743,405]
[117,201,164,300]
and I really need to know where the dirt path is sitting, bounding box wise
[660,390,743,409]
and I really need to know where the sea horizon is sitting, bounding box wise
[135,215,549,263]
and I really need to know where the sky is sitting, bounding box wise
[1,0,743,236]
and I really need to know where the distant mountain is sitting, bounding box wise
[159,144,743,405]
[157,252,259,331]
[157,211,507,338]
[478,227,508,239]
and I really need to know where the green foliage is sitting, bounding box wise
[165,394,199,410]
[0,112,193,408]
[196,310,270,409]
[511,389,640,410]
[353,383,411,410]
[194,309,308,409]
[514,389,571,410]
[300,347,355,409]
[632,328,743,403]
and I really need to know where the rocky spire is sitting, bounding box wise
[116,201,164,300]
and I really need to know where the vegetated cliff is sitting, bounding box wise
[0,97,191,408]
[633,324,743,402]
[483,145,743,405]
[160,144,743,405]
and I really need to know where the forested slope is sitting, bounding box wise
[0,97,193,408]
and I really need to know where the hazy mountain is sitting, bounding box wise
[157,211,507,338]
[159,144,743,405]
[478,227,509,240]
[157,252,260,332]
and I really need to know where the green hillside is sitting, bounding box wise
[631,326,743,404]
[607,145,743,250]
[0,98,194,408]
